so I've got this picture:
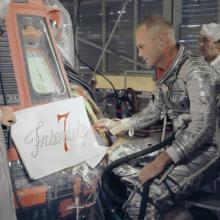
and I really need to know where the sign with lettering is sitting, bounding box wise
[11,97,106,179]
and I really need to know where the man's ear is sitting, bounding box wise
[157,33,166,48]
[215,41,220,50]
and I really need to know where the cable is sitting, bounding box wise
[100,133,176,209]
[99,88,137,118]
[93,0,129,75]
[102,132,175,179]
[73,1,137,119]
[73,0,118,99]
[63,59,80,77]
[64,62,96,100]
[138,181,151,220]
[0,62,7,105]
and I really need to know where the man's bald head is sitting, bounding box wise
[136,16,176,43]
[134,16,177,69]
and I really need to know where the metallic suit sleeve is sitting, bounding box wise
[129,86,163,130]
[166,60,216,163]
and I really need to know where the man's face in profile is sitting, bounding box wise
[198,35,219,61]
[135,25,162,69]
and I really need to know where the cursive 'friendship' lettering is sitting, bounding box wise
[24,120,92,158]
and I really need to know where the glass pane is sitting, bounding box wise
[18,15,69,102]
[26,48,62,94]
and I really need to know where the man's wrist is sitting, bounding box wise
[156,151,173,168]
[110,118,131,135]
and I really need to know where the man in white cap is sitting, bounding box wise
[199,23,220,157]
[198,23,220,72]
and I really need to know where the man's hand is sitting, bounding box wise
[93,118,120,133]
[0,106,16,126]
[138,151,173,185]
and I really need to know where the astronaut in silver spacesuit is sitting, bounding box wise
[95,16,218,219]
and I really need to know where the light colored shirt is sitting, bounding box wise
[211,53,220,73]
[0,127,17,220]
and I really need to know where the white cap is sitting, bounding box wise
[200,23,220,42]
[0,0,10,18]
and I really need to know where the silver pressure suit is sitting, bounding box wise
[109,45,219,219]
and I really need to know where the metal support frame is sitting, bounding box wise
[93,0,129,75]
[102,0,107,73]
[163,0,182,41]
[71,0,184,75]
[76,37,147,69]
[73,3,80,73]
[133,0,138,71]
[172,0,182,41]
[218,0,220,23]
[163,0,173,22]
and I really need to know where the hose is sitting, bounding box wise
[102,132,175,182]
[101,133,176,207]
